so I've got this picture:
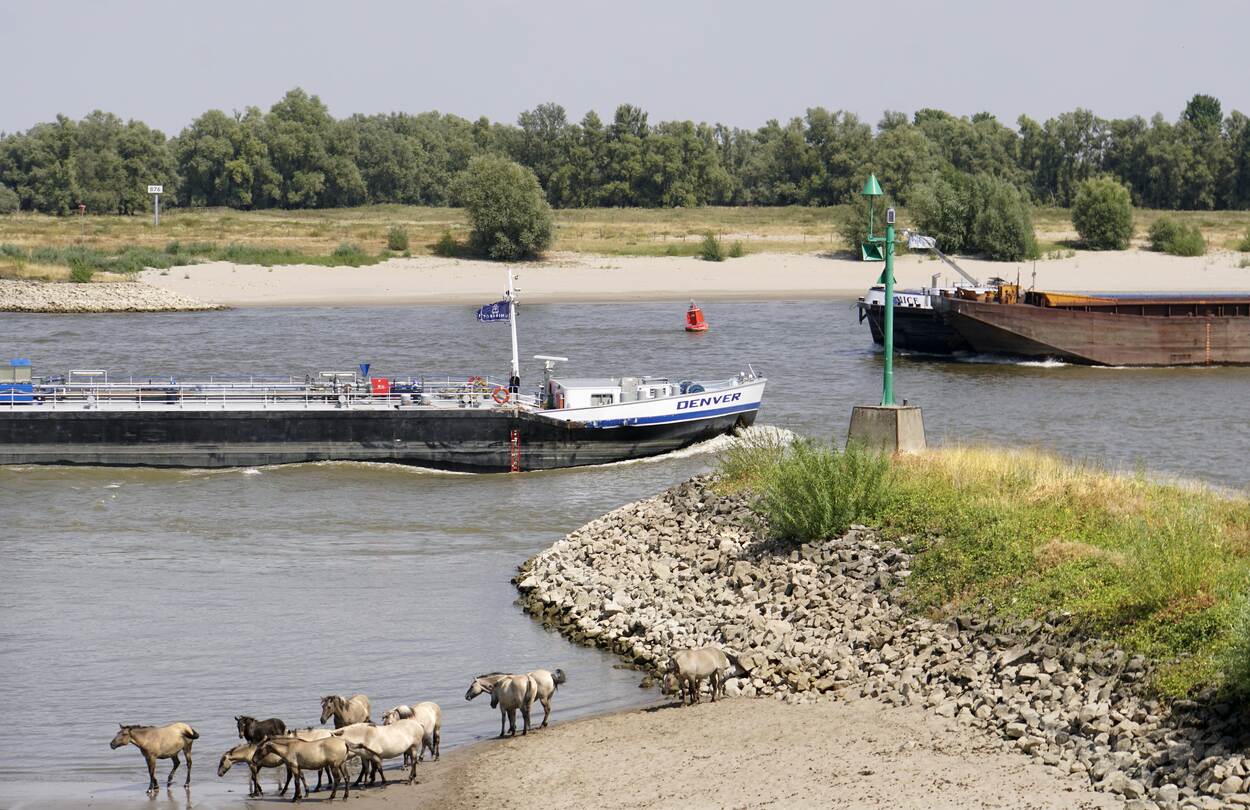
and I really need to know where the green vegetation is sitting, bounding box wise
[454,155,554,260]
[719,440,1250,699]
[699,233,725,262]
[1072,177,1135,249]
[909,171,1038,260]
[727,240,745,258]
[3,91,1250,216]
[1148,217,1207,256]
[68,262,94,283]
[432,230,460,257]
[0,184,17,214]
[1238,228,1250,252]
[386,225,409,251]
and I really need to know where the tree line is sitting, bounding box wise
[1,89,1248,215]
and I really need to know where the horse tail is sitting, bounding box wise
[552,668,567,688]
[184,726,200,740]
[345,741,378,758]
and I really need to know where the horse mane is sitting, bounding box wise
[476,671,506,679]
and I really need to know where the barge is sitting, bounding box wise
[0,271,766,472]
[934,286,1250,366]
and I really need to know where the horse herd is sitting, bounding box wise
[109,646,731,801]
[108,667,567,801]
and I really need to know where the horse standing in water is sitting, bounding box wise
[319,694,371,728]
[235,715,287,743]
[110,723,199,791]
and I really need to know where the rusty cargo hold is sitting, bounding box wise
[933,286,1250,366]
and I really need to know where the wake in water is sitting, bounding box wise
[586,423,797,470]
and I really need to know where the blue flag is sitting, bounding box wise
[476,300,512,322]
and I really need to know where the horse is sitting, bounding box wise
[465,672,537,737]
[110,723,199,791]
[235,715,287,743]
[217,741,291,797]
[466,668,565,728]
[319,694,370,728]
[254,736,366,802]
[382,701,442,761]
[665,647,731,705]
[333,719,424,785]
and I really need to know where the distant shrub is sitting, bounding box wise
[909,170,1037,261]
[164,240,182,255]
[453,155,554,260]
[0,243,24,259]
[728,240,745,258]
[1237,227,1250,252]
[68,261,94,283]
[333,242,362,257]
[386,226,409,252]
[700,233,725,262]
[0,185,18,214]
[432,230,459,257]
[755,440,894,541]
[1071,176,1134,250]
[1149,218,1206,256]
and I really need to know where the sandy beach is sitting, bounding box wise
[135,249,1250,308]
[350,697,1117,810]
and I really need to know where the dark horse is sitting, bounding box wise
[235,715,287,743]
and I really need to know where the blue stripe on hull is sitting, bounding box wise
[581,401,761,429]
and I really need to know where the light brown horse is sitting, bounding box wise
[382,701,442,761]
[110,723,199,791]
[465,673,537,737]
[319,694,370,728]
[217,741,291,797]
[466,669,564,729]
[254,736,365,802]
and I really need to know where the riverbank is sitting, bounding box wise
[508,473,1250,808]
[0,278,215,312]
[133,249,1250,307]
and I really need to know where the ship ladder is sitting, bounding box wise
[509,428,521,473]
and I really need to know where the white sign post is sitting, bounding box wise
[147,185,163,227]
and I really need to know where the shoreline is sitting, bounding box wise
[2,248,1245,312]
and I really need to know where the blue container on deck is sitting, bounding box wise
[2,358,34,403]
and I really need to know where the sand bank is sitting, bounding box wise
[136,249,1250,308]
[352,697,1117,810]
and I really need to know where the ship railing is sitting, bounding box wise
[2,376,541,411]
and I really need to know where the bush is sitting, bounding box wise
[0,185,18,214]
[754,440,893,541]
[68,261,94,283]
[453,155,554,260]
[699,233,725,262]
[1071,176,1134,250]
[386,226,409,252]
[432,231,459,257]
[909,170,1037,261]
[1237,227,1250,252]
[728,240,745,258]
[1148,218,1206,256]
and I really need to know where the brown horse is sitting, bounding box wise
[319,694,370,728]
[110,723,199,791]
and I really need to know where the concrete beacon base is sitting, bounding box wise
[847,405,927,454]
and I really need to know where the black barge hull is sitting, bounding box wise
[857,301,971,355]
[0,408,756,472]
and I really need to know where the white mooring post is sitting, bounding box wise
[147,184,163,226]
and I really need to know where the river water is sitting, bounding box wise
[1,298,1247,808]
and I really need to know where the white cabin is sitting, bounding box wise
[547,376,679,409]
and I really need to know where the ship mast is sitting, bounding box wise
[506,268,519,378]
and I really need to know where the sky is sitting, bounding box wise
[3,0,1248,136]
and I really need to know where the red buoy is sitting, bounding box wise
[685,300,708,332]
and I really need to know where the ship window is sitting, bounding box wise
[648,388,658,398]
[590,393,615,406]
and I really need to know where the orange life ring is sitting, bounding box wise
[492,386,511,405]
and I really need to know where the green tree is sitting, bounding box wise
[0,184,18,213]
[1183,94,1222,134]
[453,155,554,260]
[1071,176,1134,249]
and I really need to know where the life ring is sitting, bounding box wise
[492,386,511,405]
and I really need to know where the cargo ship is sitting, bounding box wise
[857,284,972,355]
[0,272,766,472]
[933,285,1250,366]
